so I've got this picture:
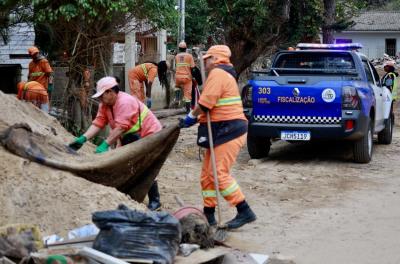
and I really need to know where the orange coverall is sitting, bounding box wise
[198,67,247,207]
[28,57,53,90]
[128,63,157,102]
[175,52,195,102]
[17,81,49,110]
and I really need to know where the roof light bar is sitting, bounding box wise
[296,43,363,50]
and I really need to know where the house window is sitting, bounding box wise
[336,39,352,44]
[9,54,31,59]
[385,39,396,56]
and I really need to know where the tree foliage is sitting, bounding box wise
[182,0,376,73]
[1,0,177,134]
[184,0,210,45]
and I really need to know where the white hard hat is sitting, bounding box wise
[178,41,187,49]
[384,60,396,68]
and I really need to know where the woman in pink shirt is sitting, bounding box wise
[68,76,163,210]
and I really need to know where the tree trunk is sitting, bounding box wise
[224,1,291,75]
[322,0,335,44]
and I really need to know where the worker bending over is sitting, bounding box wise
[17,81,49,113]
[128,61,168,109]
[68,77,163,211]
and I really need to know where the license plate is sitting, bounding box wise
[280,130,311,141]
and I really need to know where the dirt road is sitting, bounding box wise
[159,119,400,264]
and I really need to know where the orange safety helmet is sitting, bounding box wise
[178,41,187,49]
[28,46,40,55]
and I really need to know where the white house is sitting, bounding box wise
[0,23,34,93]
[333,11,400,59]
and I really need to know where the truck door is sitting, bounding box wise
[369,60,392,122]
[362,59,383,130]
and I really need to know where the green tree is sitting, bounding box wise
[184,0,210,46]
[204,0,292,74]
[1,0,177,134]
[182,0,371,73]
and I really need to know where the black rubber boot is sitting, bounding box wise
[147,181,161,211]
[185,102,191,114]
[203,207,217,226]
[173,89,181,108]
[225,201,256,229]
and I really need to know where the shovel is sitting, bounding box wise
[198,51,228,242]
[206,111,229,242]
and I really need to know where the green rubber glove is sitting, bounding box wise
[95,140,110,153]
[47,83,54,93]
[68,135,87,151]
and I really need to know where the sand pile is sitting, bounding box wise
[0,92,145,236]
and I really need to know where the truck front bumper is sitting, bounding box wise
[248,110,369,141]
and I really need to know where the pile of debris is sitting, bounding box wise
[0,92,223,264]
[0,92,145,236]
[370,54,400,76]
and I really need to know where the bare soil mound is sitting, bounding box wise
[0,92,144,236]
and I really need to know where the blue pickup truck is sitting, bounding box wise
[242,43,393,163]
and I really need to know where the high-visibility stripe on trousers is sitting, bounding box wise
[175,77,192,102]
[200,133,246,207]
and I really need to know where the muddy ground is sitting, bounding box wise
[159,117,400,264]
[1,89,398,263]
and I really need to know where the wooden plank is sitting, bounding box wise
[0,257,16,264]
[120,258,153,264]
[46,235,96,248]
[78,247,131,264]
[174,247,229,264]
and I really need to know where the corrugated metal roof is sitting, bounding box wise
[345,11,400,31]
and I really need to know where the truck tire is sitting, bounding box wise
[353,119,373,163]
[247,135,271,159]
[378,113,394,145]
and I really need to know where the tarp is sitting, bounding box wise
[0,122,180,202]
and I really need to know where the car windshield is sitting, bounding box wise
[272,52,357,75]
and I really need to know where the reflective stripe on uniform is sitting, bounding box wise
[202,189,217,198]
[22,83,29,100]
[389,72,398,100]
[176,62,191,67]
[124,106,150,135]
[30,72,45,77]
[215,96,242,107]
[220,181,240,197]
[141,64,148,79]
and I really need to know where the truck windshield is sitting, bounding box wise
[273,52,357,75]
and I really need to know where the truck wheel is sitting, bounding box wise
[378,113,394,144]
[353,119,373,163]
[247,135,271,159]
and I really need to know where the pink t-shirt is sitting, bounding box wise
[92,91,162,138]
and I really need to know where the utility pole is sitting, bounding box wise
[125,21,136,93]
[177,0,185,46]
[180,0,185,42]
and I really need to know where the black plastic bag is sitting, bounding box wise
[92,205,181,264]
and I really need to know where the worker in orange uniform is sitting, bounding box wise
[174,41,196,113]
[128,61,168,109]
[27,46,54,100]
[180,45,257,229]
[17,81,49,113]
[68,77,163,210]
